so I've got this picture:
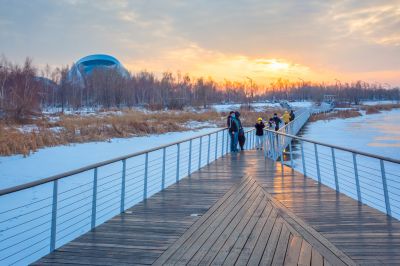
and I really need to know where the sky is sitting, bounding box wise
[0,0,399,86]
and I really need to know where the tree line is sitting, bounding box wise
[0,56,399,120]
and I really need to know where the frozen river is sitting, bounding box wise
[289,109,400,219]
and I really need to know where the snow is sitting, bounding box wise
[210,101,313,113]
[184,120,218,129]
[16,125,40,133]
[361,100,398,106]
[0,128,221,190]
[289,101,313,108]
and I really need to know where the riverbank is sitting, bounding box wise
[310,103,400,122]
[0,107,280,157]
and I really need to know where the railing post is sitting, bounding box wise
[188,139,192,175]
[289,139,293,168]
[221,130,225,156]
[263,132,267,158]
[250,131,253,149]
[331,148,339,192]
[91,168,98,229]
[226,131,229,154]
[176,143,180,182]
[50,180,58,252]
[301,141,306,177]
[120,159,126,213]
[207,134,211,164]
[199,136,202,169]
[352,153,362,202]
[314,143,321,182]
[252,131,255,149]
[244,132,247,150]
[215,132,218,159]
[161,147,166,190]
[380,159,392,216]
[144,152,148,200]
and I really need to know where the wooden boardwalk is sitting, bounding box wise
[33,151,400,265]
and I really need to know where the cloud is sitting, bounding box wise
[0,0,399,85]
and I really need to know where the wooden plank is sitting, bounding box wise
[246,210,279,265]
[324,257,333,266]
[284,235,303,266]
[271,223,291,265]
[208,193,267,265]
[178,185,262,265]
[261,186,355,266]
[167,181,260,264]
[153,177,254,265]
[298,239,312,266]
[234,203,274,266]
[259,217,284,265]
[311,247,324,266]
[222,203,273,266]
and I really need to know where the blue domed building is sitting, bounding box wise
[68,54,129,87]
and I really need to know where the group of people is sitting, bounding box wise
[227,110,296,152]
[227,111,245,152]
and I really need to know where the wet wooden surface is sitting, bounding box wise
[153,176,353,265]
[33,151,400,265]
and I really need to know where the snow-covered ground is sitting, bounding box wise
[361,100,399,106]
[0,128,221,189]
[288,109,400,219]
[211,101,313,112]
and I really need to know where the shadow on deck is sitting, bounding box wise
[33,151,400,265]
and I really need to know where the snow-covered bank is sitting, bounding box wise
[300,109,400,159]
[0,128,221,189]
[211,101,313,112]
[361,100,399,106]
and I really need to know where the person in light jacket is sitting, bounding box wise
[282,111,290,125]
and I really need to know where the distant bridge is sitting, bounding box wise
[1,103,400,265]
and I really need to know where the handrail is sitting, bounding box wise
[264,128,400,165]
[0,127,255,196]
[277,109,309,132]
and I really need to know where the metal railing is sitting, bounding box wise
[0,127,256,265]
[264,109,311,160]
[263,128,400,220]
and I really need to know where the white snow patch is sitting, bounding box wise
[17,125,40,133]
[184,121,218,129]
[361,100,398,106]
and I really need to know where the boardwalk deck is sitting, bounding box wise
[33,151,400,265]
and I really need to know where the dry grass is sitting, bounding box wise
[0,108,281,156]
[309,110,362,122]
[360,103,400,115]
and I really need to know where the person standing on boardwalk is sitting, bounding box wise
[228,112,239,152]
[282,111,290,125]
[226,111,234,127]
[272,113,282,131]
[254,117,265,150]
[289,110,295,121]
[235,111,245,151]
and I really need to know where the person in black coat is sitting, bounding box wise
[254,118,265,150]
[289,110,295,121]
[235,111,246,150]
[272,113,282,131]
[228,112,239,152]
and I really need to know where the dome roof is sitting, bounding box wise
[67,54,129,86]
